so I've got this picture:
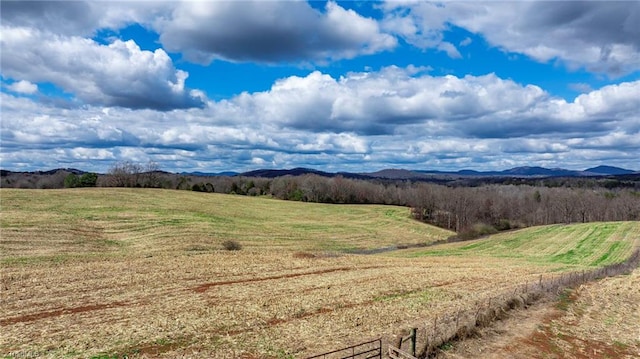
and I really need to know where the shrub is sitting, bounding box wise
[457,223,498,241]
[222,240,242,251]
[192,183,205,192]
[64,173,80,188]
[288,189,304,201]
[472,223,499,236]
[79,172,98,187]
[293,251,316,259]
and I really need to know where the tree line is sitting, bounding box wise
[93,161,639,235]
[206,174,639,235]
[2,161,638,236]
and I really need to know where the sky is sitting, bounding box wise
[1,0,639,173]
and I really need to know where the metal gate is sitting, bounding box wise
[306,338,382,359]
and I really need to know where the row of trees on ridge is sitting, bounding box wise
[4,161,638,236]
[94,161,639,235]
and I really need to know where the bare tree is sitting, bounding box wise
[142,161,162,188]
[300,174,329,202]
[106,161,143,187]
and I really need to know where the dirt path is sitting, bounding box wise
[434,298,562,359]
[436,270,640,359]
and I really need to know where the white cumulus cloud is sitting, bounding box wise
[0,25,205,110]
[382,1,640,76]
[156,0,396,64]
[1,67,639,172]
[6,80,38,94]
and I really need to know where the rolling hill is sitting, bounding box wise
[1,188,639,358]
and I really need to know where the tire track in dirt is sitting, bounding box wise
[4,267,378,326]
[223,299,377,337]
[214,280,461,337]
[0,301,131,326]
[192,265,382,293]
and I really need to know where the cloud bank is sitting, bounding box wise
[383,1,640,76]
[2,66,638,172]
[1,1,638,172]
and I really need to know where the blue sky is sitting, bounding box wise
[1,1,639,173]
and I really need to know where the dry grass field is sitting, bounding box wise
[516,266,640,359]
[541,267,640,358]
[436,267,640,359]
[1,189,638,358]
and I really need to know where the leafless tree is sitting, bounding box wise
[106,161,143,187]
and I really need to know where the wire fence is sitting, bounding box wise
[309,249,640,359]
[393,249,640,358]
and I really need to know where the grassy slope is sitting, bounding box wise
[0,188,454,261]
[400,222,640,268]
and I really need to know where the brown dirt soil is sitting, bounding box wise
[433,298,561,359]
[0,301,130,325]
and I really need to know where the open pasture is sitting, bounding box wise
[1,189,638,358]
[0,188,452,260]
[401,221,640,268]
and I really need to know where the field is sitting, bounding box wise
[1,189,639,358]
[400,221,639,268]
[437,266,640,359]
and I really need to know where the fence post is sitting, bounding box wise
[410,328,417,356]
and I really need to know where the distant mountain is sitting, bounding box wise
[378,165,637,179]
[240,167,334,178]
[366,169,430,179]
[457,169,484,176]
[0,168,87,176]
[3,165,636,181]
[233,165,638,180]
[500,166,579,177]
[181,171,239,177]
[239,167,373,180]
[409,166,572,178]
[52,168,87,175]
[584,166,636,175]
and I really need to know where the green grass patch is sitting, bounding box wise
[613,341,629,349]
[460,242,482,250]
[591,241,628,266]
[399,222,640,268]
[374,290,418,302]
[548,223,619,265]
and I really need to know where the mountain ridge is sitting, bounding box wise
[1,165,637,180]
[232,165,638,179]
